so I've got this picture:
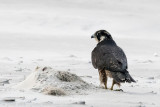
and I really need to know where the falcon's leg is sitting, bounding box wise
[98,69,107,89]
[110,79,116,90]
[104,76,108,89]
[110,80,123,91]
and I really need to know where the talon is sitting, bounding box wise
[102,86,108,89]
[110,88,113,90]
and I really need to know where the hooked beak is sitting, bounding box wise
[91,34,95,39]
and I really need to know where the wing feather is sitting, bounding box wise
[91,44,128,72]
[91,48,97,69]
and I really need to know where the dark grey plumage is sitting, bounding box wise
[91,30,135,90]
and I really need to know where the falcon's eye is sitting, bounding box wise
[96,32,100,36]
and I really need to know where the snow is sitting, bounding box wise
[0,0,160,106]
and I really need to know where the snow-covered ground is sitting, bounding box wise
[0,0,160,106]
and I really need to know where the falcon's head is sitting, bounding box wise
[91,30,113,42]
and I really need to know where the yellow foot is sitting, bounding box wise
[104,84,107,89]
[102,87,108,89]
[104,86,108,89]
[109,88,113,90]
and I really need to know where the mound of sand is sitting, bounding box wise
[13,67,96,95]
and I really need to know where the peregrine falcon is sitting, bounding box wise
[91,30,135,91]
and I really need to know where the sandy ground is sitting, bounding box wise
[0,0,160,107]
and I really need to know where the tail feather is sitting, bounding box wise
[110,70,136,83]
[128,74,136,82]
[110,72,125,83]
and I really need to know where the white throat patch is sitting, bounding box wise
[94,36,106,43]
[99,36,106,42]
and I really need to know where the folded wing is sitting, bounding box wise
[91,45,128,72]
